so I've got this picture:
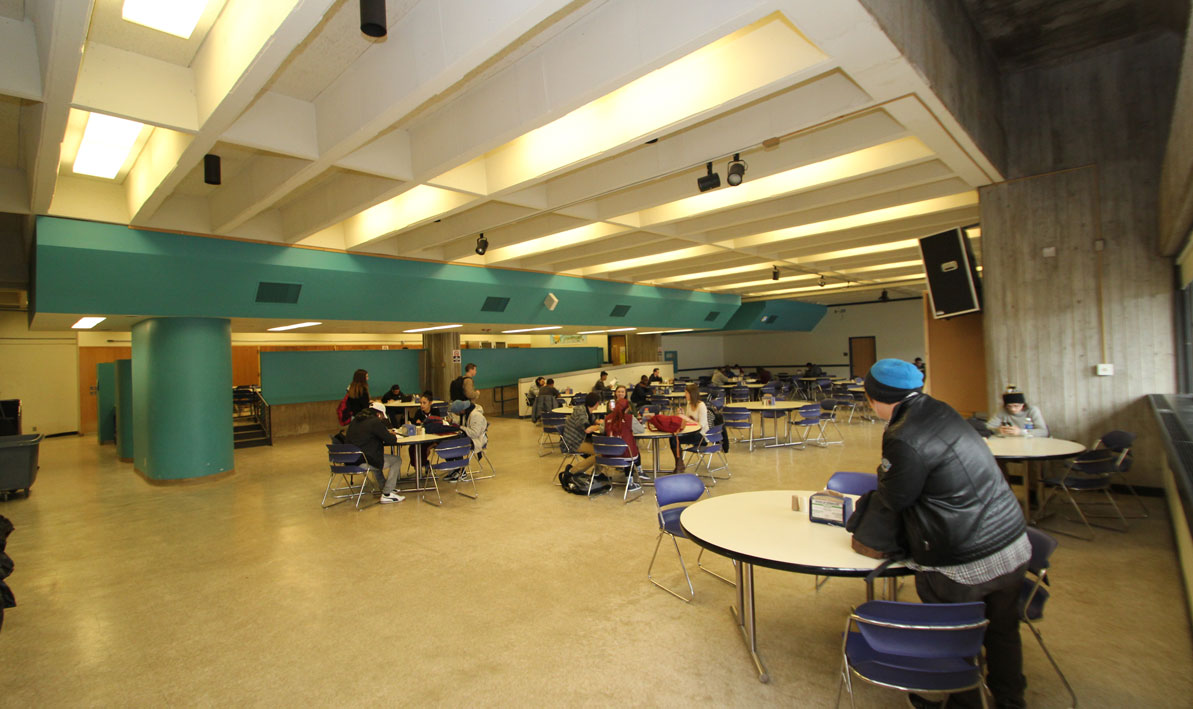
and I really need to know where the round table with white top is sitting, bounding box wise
[728,400,811,447]
[986,435,1085,517]
[681,490,910,683]
[634,421,700,477]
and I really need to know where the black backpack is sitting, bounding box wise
[558,470,611,496]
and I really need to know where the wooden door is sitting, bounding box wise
[609,335,627,365]
[849,336,876,379]
[78,346,131,435]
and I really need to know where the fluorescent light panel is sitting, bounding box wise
[649,263,768,285]
[638,328,694,335]
[122,0,209,38]
[72,113,147,179]
[403,324,463,333]
[72,317,106,329]
[746,274,924,297]
[501,326,561,334]
[570,245,724,277]
[576,327,638,335]
[268,322,322,332]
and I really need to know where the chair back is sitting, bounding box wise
[655,472,706,508]
[851,601,987,665]
[593,435,631,461]
[826,471,877,495]
[1098,430,1135,451]
[571,393,586,406]
[433,437,472,461]
[430,403,448,417]
[699,424,724,450]
[1025,527,1057,574]
[730,386,749,402]
[722,407,751,428]
[542,412,567,431]
[327,444,368,472]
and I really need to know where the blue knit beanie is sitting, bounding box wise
[864,359,924,404]
[449,399,470,414]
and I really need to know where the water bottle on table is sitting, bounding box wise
[1023,416,1033,438]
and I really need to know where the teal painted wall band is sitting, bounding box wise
[454,347,602,388]
[114,359,133,459]
[132,318,233,480]
[35,217,742,330]
[261,349,421,405]
[96,361,116,444]
[722,299,827,331]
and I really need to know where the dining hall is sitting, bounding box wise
[2,0,1193,705]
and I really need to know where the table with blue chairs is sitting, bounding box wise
[680,489,910,683]
[985,435,1084,518]
[735,400,810,448]
[385,429,460,506]
[635,421,700,478]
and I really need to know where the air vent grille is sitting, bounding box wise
[610,304,630,317]
[256,282,301,304]
[704,311,720,322]
[481,296,510,312]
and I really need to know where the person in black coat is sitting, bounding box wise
[345,402,404,504]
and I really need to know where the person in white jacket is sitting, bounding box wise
[449,399,488,453]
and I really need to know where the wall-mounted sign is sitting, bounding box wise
[451,348,461,363]
[551,334,587,345]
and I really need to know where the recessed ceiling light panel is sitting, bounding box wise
[122,0,209,38]
[72,317,106,329]
[72,113,146,179]
[267,322,322,332]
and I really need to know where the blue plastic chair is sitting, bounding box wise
[729,386,750,402]
[721,406,755,451]
[838,600,990,708]
[1040,430,1135,539]
[1021,528,1077,708]
[647,473,732,601]
[428,437,474,503]
[826,471,878,495]
[594,435,643,502]
[789,404,822,446]
[539,411,567,457]
[322,444,376,510]
[682,424,729,482]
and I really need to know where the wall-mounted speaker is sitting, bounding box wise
[918,228,982,319]
[544,292,558,311]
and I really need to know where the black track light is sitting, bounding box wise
[879,289,890,302]
[772,265,779,281]
[203,154,221,185]
[475,233,488,256]
[818,275,826,288]
[360,0,386,38]
[727,153,747,186]
[697,162,721,192]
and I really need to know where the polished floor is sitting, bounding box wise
[2,414,1191,706]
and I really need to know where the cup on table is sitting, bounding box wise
[416,425,424,436]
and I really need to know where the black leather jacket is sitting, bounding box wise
[877,394,1025,566]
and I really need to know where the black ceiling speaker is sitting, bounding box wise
[772,265,779,281]
[475,233,488,256]
[697,162,720,192]
[919,227,983,318]
[203,154,220,185]
[360,0,386,38]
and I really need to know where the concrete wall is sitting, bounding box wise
[1161,21,1193,256]
[0,311,79,435]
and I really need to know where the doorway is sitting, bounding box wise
[608,335,627,365]
[849,336,876,379]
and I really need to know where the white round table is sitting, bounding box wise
[728,400,811,447]
[986,435,1085,517]
[681,490,909,683]
[634,421,700,476]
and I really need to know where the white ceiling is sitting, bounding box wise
[1,0,998,329]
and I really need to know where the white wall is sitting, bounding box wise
[659,333,725,378]
[0,311,79,435]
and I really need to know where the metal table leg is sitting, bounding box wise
[728,561,769,683]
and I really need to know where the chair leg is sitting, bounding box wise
[420,465,443,507]
[696,547,734,585]
[1037,485,1095,541]
[647,532,694,602]
[455,463,478,500]
[1024,619,1077,708]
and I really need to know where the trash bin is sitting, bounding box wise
[0,433,41,499]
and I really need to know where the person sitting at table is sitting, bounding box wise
[528,376,544,402]
[754,366,772,385]
[802,361,824,378]
[345,401,404,504]
[669,383,709,474]
[380,383,410,426]
[987,390,1049,437]
[612,384,631,409]
[449,399,488,480]
[631,375,652,407]
[649,368,663,383]
[344,368,371,419]
[592,370,611,394]
[561,392,603,477]
[604,398,642,489]
[710,366,731,387]
[407,391,438,470]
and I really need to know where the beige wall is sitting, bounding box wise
[0,311,79,435]
[981,34,1182,488]
[1160,20,1193,256]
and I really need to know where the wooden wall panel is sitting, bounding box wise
[627,334,661,364]
[231,346,259,386]
[78,346,131,435]
[923,301,986,417]
[982,35,1181,487]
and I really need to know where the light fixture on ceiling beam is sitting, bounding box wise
[726,153,747,186]
[72,316,106,329]
[772,265,779,281]
[475,233,488,256]
[697,162,720,192]
[122,0,209,38]
[878,289,890,302]
[359,0,386,38]
[818,275,826,288]
[403,324,463,333]
[637,328,694,335]
[267,322,322,332]
[502,326,561,334]
[203,154,221,185]
[72,113,146,179]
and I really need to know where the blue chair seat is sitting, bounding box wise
[844,632,982,692]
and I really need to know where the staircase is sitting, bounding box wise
[233,386,272,449]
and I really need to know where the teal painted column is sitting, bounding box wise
[97,361,116,444]
[131,318,233,481]
[114,359,133,461]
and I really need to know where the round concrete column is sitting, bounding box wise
[131,318,233,481]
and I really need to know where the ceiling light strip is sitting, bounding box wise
[403,324,463,333]
[267,322,322,332]
[72,317,107,329]
[501,326,561,334]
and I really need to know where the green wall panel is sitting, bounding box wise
[114,358,133,460]
[96,361,115,444]
[35,217,741,330]
[459,347,602,388]
[261,349,422,405]
[722,300,827,331]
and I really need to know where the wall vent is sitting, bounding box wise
[256,282,301,304]
[704,310,720,321]
[610,304,630,317]
[481,296,510,312]
[760,314,778,324]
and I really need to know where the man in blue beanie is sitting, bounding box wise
[857,359,1028,709]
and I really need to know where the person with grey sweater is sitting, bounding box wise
[986,391,1049,437]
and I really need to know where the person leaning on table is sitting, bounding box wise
[345,401,405,504]
[561,392,603,476]
[852,359,1028,709]
[986,390,1049,437]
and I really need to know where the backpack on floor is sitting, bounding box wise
[336,394,351,426]
[558,470,611,496]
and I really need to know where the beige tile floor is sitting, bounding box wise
[1,414,1191,706]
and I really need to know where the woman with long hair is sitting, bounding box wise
[345,368,370,418]
[670,383,709,473]
[604,398,641,485]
